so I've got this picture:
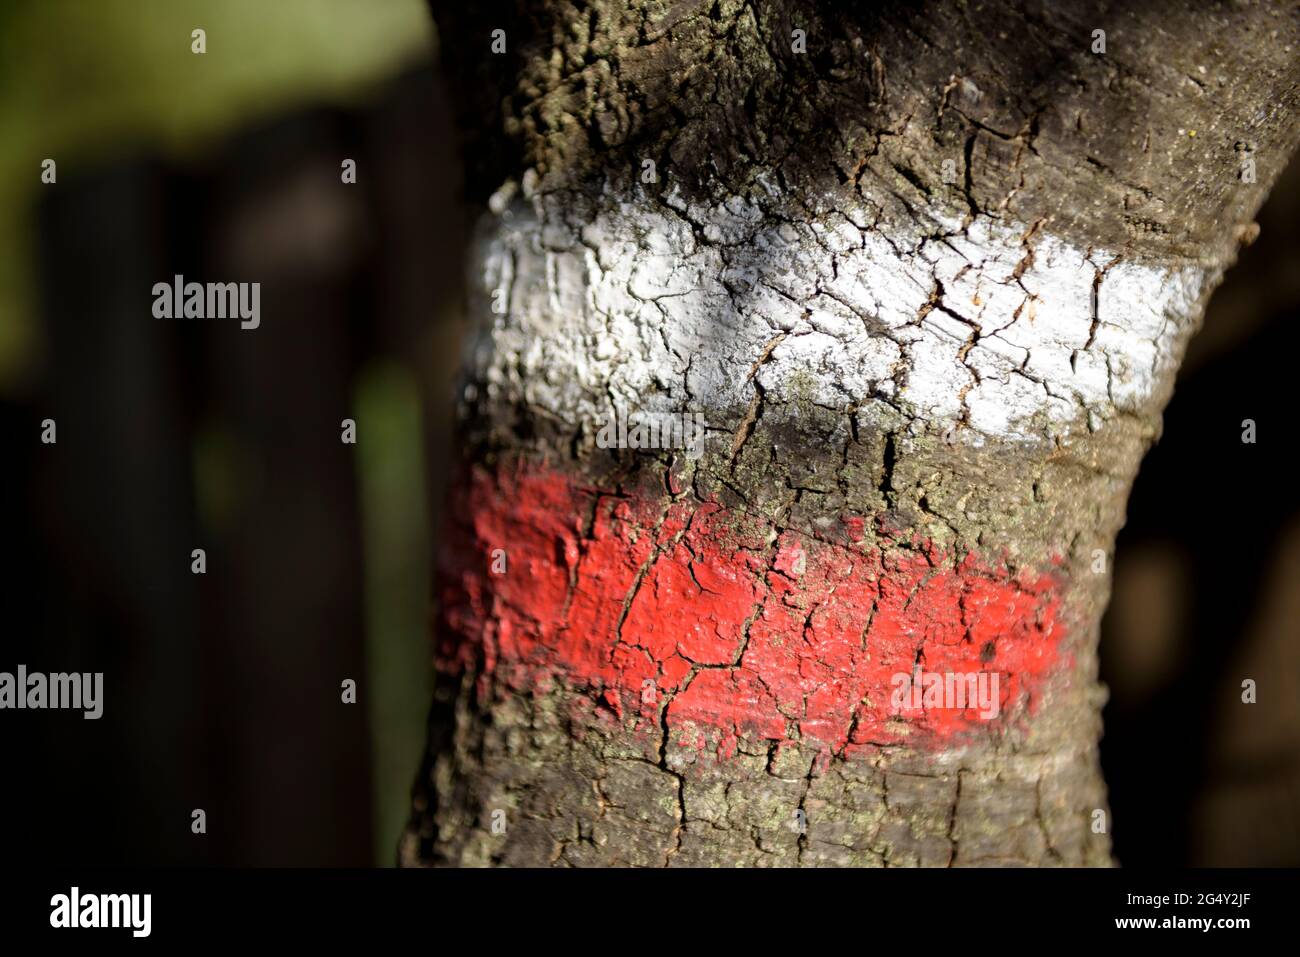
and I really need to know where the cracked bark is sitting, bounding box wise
[403,0,1300,867]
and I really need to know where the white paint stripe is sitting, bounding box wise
[466,178,1210,444]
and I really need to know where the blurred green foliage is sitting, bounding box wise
[355,362,432,867]
[0,0,433,392]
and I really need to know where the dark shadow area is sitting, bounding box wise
[1101,154,1300,866]
[0,66,464,865]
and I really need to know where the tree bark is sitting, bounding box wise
[403,0,1300,867]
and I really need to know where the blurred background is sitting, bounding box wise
[0,0,1295,867]
[0,0,460,866]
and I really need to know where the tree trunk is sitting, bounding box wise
[403,0,1300,867]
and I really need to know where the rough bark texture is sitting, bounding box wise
[403,0,1300,867]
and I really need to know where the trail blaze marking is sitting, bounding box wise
[438,463,1066,756]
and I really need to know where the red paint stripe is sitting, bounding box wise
[437,462,1066,756]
